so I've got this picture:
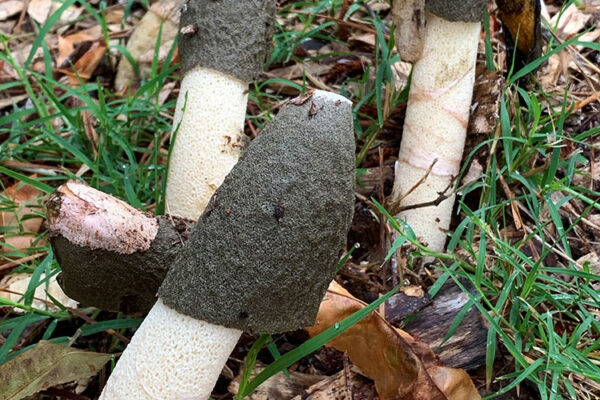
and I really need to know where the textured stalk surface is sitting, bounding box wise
[166,67,248,219]
[391,13,480,252]
[99,299,241,400]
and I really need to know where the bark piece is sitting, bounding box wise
[467,67,504,135]
[403,280,488,370]
[179,0,276,83]
[159,91,356,333]
[229,361,324,399]
[384,289,432,323]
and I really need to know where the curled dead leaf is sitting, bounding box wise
[307,282,481,400]
[27,0,81,26]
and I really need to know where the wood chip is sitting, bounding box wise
[290,365,378,400]
[229,362,323,400]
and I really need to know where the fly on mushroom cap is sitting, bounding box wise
[159,90,356,333]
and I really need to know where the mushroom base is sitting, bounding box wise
[99,299,242,400]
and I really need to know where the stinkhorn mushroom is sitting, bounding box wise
[496,0,542,73]
[390,0,487,252]
[166,0,275,220]
[98,90,356,399]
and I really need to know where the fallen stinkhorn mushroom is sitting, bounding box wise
[166,0,275,220]
[390,0,487,252]
[46,181,193,313]
[98,90,356,399]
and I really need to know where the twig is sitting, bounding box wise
[393,178,454,213]
[386,159,456,215]
[68,307,130,345]
[0,252,47,272]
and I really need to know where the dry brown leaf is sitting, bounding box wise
[348,32,376,48]
[539,54,562,89]
[27,0,81,26]
[56,35,72,67]
[550,3,591,39]
[114,0,181,91]
[104,4,125,24]
[0,0,23,21]
[307,282,481,400]
[0,179,43,252]
[402,285,425,297]
[137,39,176,64]
[576,29,600,50]
[58,43,107,85]
[157,80,177,106]
[56,32,96,67]
[0,272,78,312]
[73,43,106,79]
[0,341,110,400]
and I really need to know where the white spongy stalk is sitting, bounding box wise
[391,13,480,252]
[99,299,242,400]
[166,67,248,219]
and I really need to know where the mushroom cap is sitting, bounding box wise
[179,0,276,83]
[425,0,487,22]
[159,90,356,333]
[52,216,193,313]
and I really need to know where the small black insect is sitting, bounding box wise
[273,203,285,222]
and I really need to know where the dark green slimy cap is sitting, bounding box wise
[425,0,487,22]
[179,0,275,82]
[159,90,356,333]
